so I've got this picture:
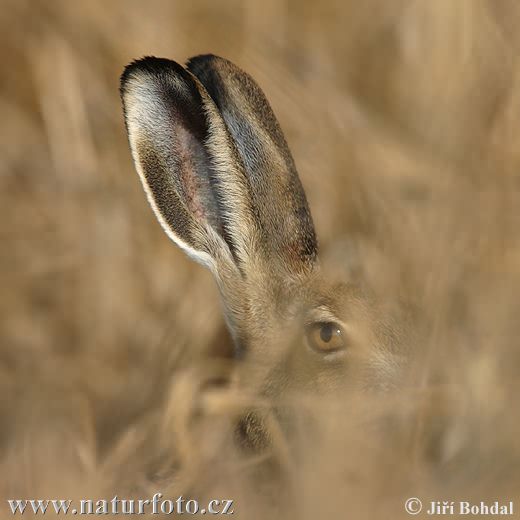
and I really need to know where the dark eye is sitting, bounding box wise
[306,322,346,354]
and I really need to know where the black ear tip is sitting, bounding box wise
[186,54,219,67]
[186,54,231,76]
[120,56,187,97]
[121,56,159,88]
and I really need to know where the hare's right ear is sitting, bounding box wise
[120,57,256,270]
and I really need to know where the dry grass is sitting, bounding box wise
[1,0,520,518]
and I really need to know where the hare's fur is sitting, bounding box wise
[120,55,410,401]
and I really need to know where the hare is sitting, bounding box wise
[120,55,411,410]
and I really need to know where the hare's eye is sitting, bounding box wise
[306,322,346,354]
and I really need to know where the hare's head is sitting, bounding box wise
[120,55,412,405]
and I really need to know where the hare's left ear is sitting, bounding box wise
[120,57,257,271]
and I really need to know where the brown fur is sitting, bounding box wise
[121,56,409,401]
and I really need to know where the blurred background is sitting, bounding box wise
[1,0,520,517]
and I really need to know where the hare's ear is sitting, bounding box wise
[187,55,318,271]
[120,57,256,270]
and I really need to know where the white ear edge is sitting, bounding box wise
[125,123,216,271]
[121,59,249,274]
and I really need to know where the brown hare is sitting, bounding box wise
[120,55,412,413]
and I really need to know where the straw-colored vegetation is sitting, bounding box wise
[1,1,520,518]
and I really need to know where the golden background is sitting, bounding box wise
[1,1,520,517]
